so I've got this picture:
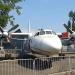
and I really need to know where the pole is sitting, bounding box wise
[28,20,30,33]
[69,56,71,75]
[33,59,36,75]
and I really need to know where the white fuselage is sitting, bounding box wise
[29,30,62,56]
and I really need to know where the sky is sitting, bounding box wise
[10,0,75,33]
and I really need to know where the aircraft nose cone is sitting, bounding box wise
[42,37,62,51]
[52,39,62,50]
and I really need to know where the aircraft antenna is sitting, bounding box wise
[28,20,30,33]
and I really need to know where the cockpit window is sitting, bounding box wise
[39,31,45,35]
[46,31,52,34]
[52,31,56,35]
[46,31,56,35]
[35,31,45,36]
[35,32,39,36]
[34,30,56,36]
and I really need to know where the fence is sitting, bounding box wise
[0,56,75,75]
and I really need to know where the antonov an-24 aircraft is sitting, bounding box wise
[0,24,74,56]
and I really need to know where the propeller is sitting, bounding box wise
[14,29,21,33]
[63,24,75,37]
[0,26,4,33]
[0,24,19,43]
[8,24,19,32]
[63,24,73,34]
[63,24,75,44]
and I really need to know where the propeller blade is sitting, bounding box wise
[8,24,19,32]
[14,29,21,33]
[63,24,73,34]
[0,26,4,33]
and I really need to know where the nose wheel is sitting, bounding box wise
[59,48,65,56]
[59,47,65,56]
[59,53,65,56]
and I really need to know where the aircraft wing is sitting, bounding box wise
[11,33,31,38]
[9,33,32,42]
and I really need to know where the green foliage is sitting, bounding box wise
[0,0,24,28]
[68,10,75,31]
[69,11,75,21]
[64,10,75,31]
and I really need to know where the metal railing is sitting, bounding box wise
[0,56,75,75]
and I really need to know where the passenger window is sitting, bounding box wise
[46,31,51,34]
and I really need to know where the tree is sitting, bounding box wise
[68,10,75,31]
[0,0,24,28]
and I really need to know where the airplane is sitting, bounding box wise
[0,26,62,57]
[27,24,75,56]
[1,23,75,57]
[29,29,62,56]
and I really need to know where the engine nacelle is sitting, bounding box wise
[71,32,75,38]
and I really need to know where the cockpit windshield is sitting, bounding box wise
[39,31,45,35]
[46,31,56,35]
[35,31,45,36]
[34,30,56,36]
[46,31,51,34]
[51,31,56,35]
[34,32,39,36]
